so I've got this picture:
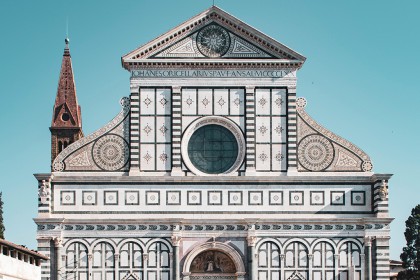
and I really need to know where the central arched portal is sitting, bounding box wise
[182,242,246,280]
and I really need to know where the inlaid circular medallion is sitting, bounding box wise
[197,24,231,57]
[53,161,65,172]
[298,134,334,171]
[92,134,129,171]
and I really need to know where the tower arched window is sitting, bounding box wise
[92,242,115,280]
[58,141,63,153]
[119,242,143,279]
[312,241,335,280]
[284,241,309,279]
[257,241,281,280]
[338,241,362,280]
[147,242,171,280]
[64,242,88,280]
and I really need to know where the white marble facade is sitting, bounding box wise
[37,6,392,280]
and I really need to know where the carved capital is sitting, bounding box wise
[247,235,257,247]
[308,254,313,260]
[280,254,285,260]
[88,254,93,261]
[364,236,373,246]
[334,254,340,260]
[171,235,182,246]
[143,253,149,262]
[38,179,51,204]
[61,255,67,262]
[53,237,63,247]
[378,180,388,201]
[114,254,120,261]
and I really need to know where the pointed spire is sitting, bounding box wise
[51,37,82,128]
[50,38,83,165]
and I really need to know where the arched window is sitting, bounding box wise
[147,242,171,280]
[338,241,362,280]
[119,242,143,279]
[58,141,63,153]
[312,241,335,280]
[65,242,88,280]
[257,241,281,280]
[92,242,115,280]
[284,242,309,279]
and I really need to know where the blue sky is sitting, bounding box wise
[0,0,419,260]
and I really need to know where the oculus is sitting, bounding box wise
[182,117,245,176]
[197,24,231,57]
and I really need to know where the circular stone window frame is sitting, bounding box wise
[181,116,245,176]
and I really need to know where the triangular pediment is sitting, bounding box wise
[122,6,305,69]
[153,22,274,59]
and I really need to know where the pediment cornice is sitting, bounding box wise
[122,6,305,70]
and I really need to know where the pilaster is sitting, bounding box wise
[245,86,256,175]
[247,235,257,280]
[129,84,141,175]
[287,86,297,173]
[171,86,183,176]
[171,235,182,280]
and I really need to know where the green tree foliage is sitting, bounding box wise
[398,204,420,280]
[0,192,4,239]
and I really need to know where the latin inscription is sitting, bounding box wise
[131,69,294,79]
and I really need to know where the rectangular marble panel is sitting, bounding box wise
[229,88,244,115]
[182,88,197,115]
[140,117,155,143]
[155,144,171,171]
[256,116,271,143]
[155,116,171,143]
[140,144,155,171]
[213,88,229,115]
[271,88,286,115]
[255,88,271,115]
[256,144,271,171]
[140,88,155,115]
[271,144,286,171]
[197,89,213,115]
[155,88,171,115]
[271,117,286,143]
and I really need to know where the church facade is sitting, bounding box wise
[35,6,392,280]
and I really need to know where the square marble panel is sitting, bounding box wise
[166,191,181,205]
[228,191,243,205]
[208,191,223,205]
[330,191,345,205]
[248,191,263,205]
[104,191,118,205]
[310,191,325,205]
[351,191,366,205]
[146,191,160,205]
[82,191,97,205]
[61,191,75,205]
[125,191,139,205]
[187,191,201,205]
[289,191,304,205]
[269,191,283,205]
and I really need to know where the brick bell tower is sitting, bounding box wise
[50,38,83,167]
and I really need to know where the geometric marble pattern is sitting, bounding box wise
[255,88,287,172]
[139,88,172,171]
